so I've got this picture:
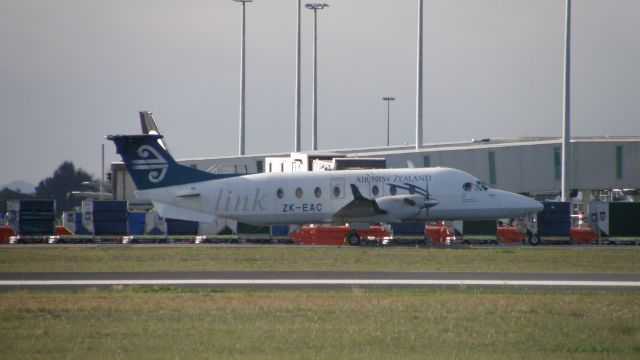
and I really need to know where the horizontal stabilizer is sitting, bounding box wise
[153,201,216,223]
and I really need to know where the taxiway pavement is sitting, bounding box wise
[1,271,639,291]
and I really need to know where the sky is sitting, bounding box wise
[1,0,639,186]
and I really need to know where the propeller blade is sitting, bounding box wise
[424,198,439,208]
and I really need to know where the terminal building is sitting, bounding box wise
[111,135,640,215]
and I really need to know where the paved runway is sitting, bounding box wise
[1,271,639,291]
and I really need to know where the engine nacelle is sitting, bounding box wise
[375,195,424,221]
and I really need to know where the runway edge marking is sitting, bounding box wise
[1,279,640,287]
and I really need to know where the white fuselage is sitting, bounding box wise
[136,167,542,225]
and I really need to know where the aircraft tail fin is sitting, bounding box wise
[107,134,235,190]
[139,111,170,154]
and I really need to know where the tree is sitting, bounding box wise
[0,188,33,216]
[35,162,95,216]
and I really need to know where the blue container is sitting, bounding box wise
[539,223,571,236]
[128,212,146,235]
[147,227,165,236]
[539,201,571,236]
[542,201,570,214]
[539,213,570,224]
[270,225,289,237]
[93,221,128,235]
[18,220,55,235]
[19,212,56,221]
[92,211,128,221]
[17,200,55,212]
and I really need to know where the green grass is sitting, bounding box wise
[1,247,639,273]
[0,288,638,359]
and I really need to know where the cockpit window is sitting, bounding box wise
[475,181,489,191]
[463,182,473,191]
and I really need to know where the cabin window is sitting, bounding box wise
[371,185,379,197]
[295,187,303,199]
[332,186,341,198]
[314,187,322,198]
[463,182,473,191]
[389,185,397,196]
[277,188,284,199]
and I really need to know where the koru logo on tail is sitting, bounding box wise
[132,145,169,183]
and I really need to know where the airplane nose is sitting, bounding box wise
[528,198,544,214]
[495,190,544,216]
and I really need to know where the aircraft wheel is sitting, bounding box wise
[346,231,361,246]
[528,234,541,246]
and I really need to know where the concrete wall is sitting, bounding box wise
[384,140,640,194]
[111,138,640,200]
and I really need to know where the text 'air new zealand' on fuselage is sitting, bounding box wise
[108,134,543,225]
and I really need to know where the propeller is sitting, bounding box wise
[395,177,439,213]
[386,177,438,222]
[422,175,438,221]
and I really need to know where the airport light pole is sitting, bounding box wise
[101,144,104,200]
[306,3,329,151]
[561,0,572,202]
[233,0,252,156]
[415,0,424,150]
[295,0,302,152]
[382,97,396,147]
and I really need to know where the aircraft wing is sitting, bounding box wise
[331,184,387,222]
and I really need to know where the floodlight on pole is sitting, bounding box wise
[233,0,253,156]
[561,0,572,202]
[382,97,396,147]
[295,0,302,152]
[415,0,424,149]
[306,3,329,151]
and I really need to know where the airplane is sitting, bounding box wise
[108,133,543,244]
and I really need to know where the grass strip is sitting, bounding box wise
[0,288,638,359]
[1,247,639,273]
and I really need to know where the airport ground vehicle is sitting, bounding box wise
[0,226,16,244]
[425,222,458,245]
[14,225,74,244]
[122,235,193,244]
[289,225,391,246]
[287,222,457,246]
[387,222,456,246]
[457,223,527,245]
[569,226,598,245]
